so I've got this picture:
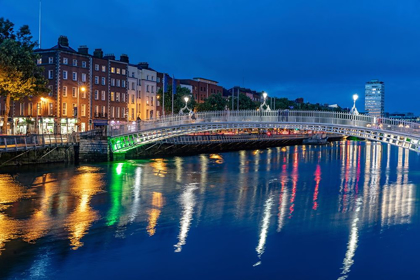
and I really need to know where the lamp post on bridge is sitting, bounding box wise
[350,94,359,115]
[260,91,271,112]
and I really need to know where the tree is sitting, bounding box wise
[228,93,258,110]
[196,93,228,111]
[157,85,196,115]
[0,18,48,133]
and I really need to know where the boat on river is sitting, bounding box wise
[303,134,328,145]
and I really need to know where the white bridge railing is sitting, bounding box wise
[108,110,420,138]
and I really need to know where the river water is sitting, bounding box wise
[0,141,419,279]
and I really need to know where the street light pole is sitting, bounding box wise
[350,94,359,115]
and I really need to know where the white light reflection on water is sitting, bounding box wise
[338,197,362,280]
[174,183,198,253]
[129,167,142,223]
[254,194,274,266]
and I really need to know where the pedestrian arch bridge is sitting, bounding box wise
[107,110,420,153]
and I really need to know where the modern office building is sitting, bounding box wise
[365,79,385,117]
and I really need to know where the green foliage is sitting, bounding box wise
[196,93,228,111]
[0,18,48,133]
[228,93,259,110]
[157,85,196,115]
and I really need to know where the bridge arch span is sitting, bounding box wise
[108,110,420,153]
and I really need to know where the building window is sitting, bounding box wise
[116,79,120,87]
[63,103,67,115]
[131,72,135,78]
[81,89,86,99]
[63,70,68,80]
[117,107,120,118]
[48,85,53,96]
[101,77,106,85]
[72,103,77,116]
[63,57,68,65]
[146,75,149,80]
[101,91,106,101]
[94,105,99,117]
[72,72,77,81]
[131,108,134,120]
[94,90,99,100]
[147,85,149,92]
[37,103,41,115]
[37,58,42,65]
[131,94,134,104]
[28,102,33,116]
[19,103,25,115]
[95,76,99,84]
[151,86,154,93]
[111,79,115,86]
[102,65,106,72]
[82,73,87,82]
[48,103,53,115]
[131,82,135,90]
[151,76,154,81]
[81,104,86,117]
[151,97,153,106]
[157,77,160,83]
[122,93,125,102]
[111,92,115,101]
[122,80,126,88]
[111,67,115,73]
[111,106,115,118]
[122,107,125,119]
[48,70,53,79]
[95,64,99,71]
[122,69,126,75]
[63,86,67,97]
[82,61,87,68]
[116,68,121,74]
[102,106,106,117]
[72,87,77,97]
[116,92,120,102]
[48,57,53,64]
[72,59,77,66]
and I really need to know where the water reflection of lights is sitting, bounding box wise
[151,158,167,177]
[277,163,288,232]
[116,163,123,175]
[209,153,224,164]
[0,213,22,255]
[0,174,29,211]
[338,198,362,280]
[312,164,321,210]
[129,167,142,223]
[66,171,103,250]
[174,184,198,253]
[254,194,274,267]
[288,147,299,218]
[381,147,414,227]
[147,192,163,236]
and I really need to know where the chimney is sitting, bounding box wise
[104,53,115,60]
[58,35,69,47]
[78,45,89,55]
[138,62,149,69]
[93,48,103,58]
[120,54,129,63]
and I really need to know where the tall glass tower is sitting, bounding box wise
[364,79,385,117]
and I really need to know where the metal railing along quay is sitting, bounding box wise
[0,134,78,152]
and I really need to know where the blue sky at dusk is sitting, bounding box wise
[2,0,420,113]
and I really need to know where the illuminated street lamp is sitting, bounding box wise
[179,96,192,115]
[260,91,271,111]
[350,94,359,115]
